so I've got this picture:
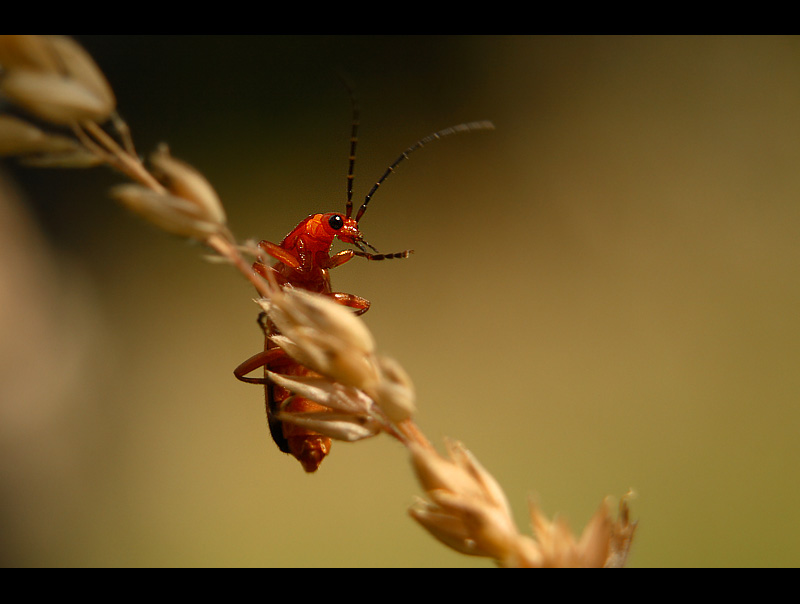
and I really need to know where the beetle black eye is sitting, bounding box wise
[328,214,344,230]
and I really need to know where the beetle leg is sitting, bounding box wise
[323,249,355,269]
[258,240,301,269]
[256,311,269,335]
[328,292,371,315]
[234,348,288,384]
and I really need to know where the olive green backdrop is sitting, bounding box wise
[1,35,799,567]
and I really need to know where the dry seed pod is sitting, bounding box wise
[408,440,519,560]
[111,183,224,240]
[0,35,61,73]
[0,70,114,125]
[265,371,372,417]
[47,36,116,113]
[149,145,226,227]
[259,291,381,391]
[372,356,416,423]
[277,288,375,356]
[0,36,115,125]
[273,409,381,443]
[0,114,78,156]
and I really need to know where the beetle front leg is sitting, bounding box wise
[258,240,302,269]
[323,249,355,269]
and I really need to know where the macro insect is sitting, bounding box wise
[235,96,493,472]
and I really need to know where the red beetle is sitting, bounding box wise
[235,100,493,472]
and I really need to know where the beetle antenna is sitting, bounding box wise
[355,120,495,223]
[340,77,359,219]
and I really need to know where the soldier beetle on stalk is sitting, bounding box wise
[235,92,493,472]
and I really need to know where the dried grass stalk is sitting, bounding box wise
[0,35,637,567]
[0,35,115,124]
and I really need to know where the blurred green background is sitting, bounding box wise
[1,35,799,567]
